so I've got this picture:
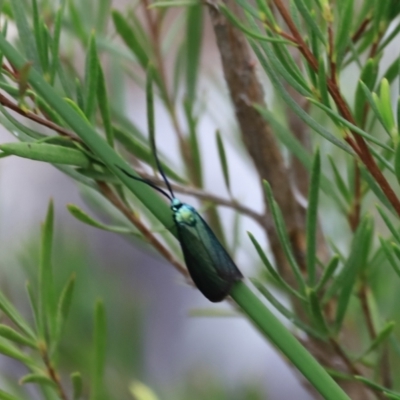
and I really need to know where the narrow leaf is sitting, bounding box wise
[0,338,31,363]
[67,204,134,234]
[263,180,306,293]
[90,300,107,400]
[97,58,113,146]
[20,373,55,387]
[186,4,203,105]
[215,130,230,192]
[308,289,329,337]
[376,205,400,244]
[71,372,83,400]
[84,33,99,120]
[0,390,22,400]
[315,255,340,292]
[248,232,305,299]
[0,325,36,348]
[0,143,91,167]
[306,149,320,285]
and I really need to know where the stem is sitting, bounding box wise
[230,282,351,400]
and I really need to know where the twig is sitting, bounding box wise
[0,93,80,141]
[41,347,69,400]
[134,170,265,223]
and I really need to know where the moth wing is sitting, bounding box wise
[176,212,242,302]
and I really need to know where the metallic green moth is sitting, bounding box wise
[118,169,243,302]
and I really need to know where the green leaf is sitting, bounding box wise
[184,100,203,186]
[20,373,55,387]
[356,320,395,360]
[250,43,352,154]
[317,56,329,106]
[50,0,66,85]
[376,204,400,244]
[306,149,320,285]
[54,273,76,347]
[247,232,305,299]
[308,97,393,151]
[96,0,111,33]
[10,0,41,71]
[333,216,373,330]
[0,338,31,364]
[84,33,99,121]
[0,325,36,348]
[71,372,83,400]
[186,4,203,105]
[0,142,91,167]
[252,279,323,339]
[67,204,136,234]
[315,255,340,292]
[328,155,351,203]
[379,78,396,138]
[129,381,160,400]
[91,300,107,400]
[308,289,329,337]
[335,0,354,67]
[263,180,306,293]
[68,0,87,43]
[354,59,379,126]
[215,130,230,192]
[382,240,400,279]
[293,0,326,44]
[38,200,55,340]
[112,10,148,68]
[0,389,23,400]
[0,291,35,339]
[25,281,40,334]
[97,57,113,147]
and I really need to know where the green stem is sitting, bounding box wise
[230,282,351,400]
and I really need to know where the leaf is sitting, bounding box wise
[315,255,340,292]
[354,59,379,125]
[378,78,396,138]
[333,216,373,330]
[306,149,320,286]
[186,4,203,106]
[53,273,76,347]
[20,373,55,387]
[112,10,148,68]
[328,155,351,204]
[376,205,400,244]
[293,0,326,44]
[84,32,99,121]
[38,200,55,340]
[382,240,400,279]
[0,389,23,400]
[252,279,323,339]
[335,0,354,67]
[71,372,83,400]
[308,289,329,337]
[67,204,135,234]
[215,130,230,192]
[0,325,36,348]
[10,0,41,71]
[0,143,91,167]
[50,0,66,85]
[263,180,306,293]
[247,232,304,299]
[91,300,107,400]
[0,338,31,364]
[250,43,352,154]
[0,291,35,339]
[97,57,113,147]
[129,381,159,400]
[356,321,395,360]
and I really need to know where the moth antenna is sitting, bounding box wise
[117,167,173,201]
[149,135,175,199]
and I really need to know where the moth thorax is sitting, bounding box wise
[174,204,196,226]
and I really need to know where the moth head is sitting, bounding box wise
[171,199,196,226]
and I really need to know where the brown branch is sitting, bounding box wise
[272,0,400,218]
[352,18,371,44]
[208,0,305,287]
[133,170,265,223]
[97,182,190,279]
[0,93,80,141]
[358,284,376,340]
[41,346,69,400]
